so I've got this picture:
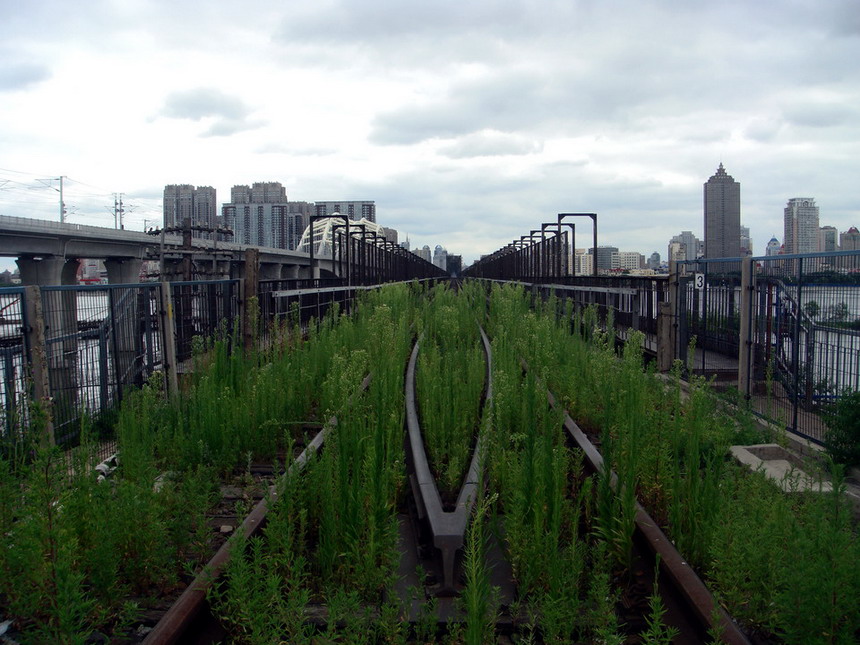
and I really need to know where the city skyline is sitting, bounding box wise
[1,1,859,271]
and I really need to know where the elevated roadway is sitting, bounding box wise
[0,214,333,285]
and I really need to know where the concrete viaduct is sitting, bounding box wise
[0,214,334,286]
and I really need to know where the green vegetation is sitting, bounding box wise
[486,282,860,643]
[3,279,858,643]
[825,390,860,467]
[415,281,486,496]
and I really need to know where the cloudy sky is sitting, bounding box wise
[1,0,859,271]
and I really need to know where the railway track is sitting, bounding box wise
[141,325,749,644]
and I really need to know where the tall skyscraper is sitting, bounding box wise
[163,184,217,239]
[703,163,741,259]
[222,182,308,250]
[783,198,819,255]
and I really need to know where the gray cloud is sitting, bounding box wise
[162,88,250,121]
[0,63,51,91]
[439,131,543,158]
[783,102,858,128]
[202,118,266,138]
[744,118,783,142]
[160,88,264,137]
[255,143,336,156]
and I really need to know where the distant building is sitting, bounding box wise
[163,184,218,239]
[840,227,860,251]
[819,226,838,252]
[286,202,313,251]
[668,231,700,262]
[433,245,448,271]
[589,246,618,273]
[740,226,753,256]
[765,236,781,256]
[647,252,661,270]
[222,182,308,250]
[315,201,376,223]
[612,251,644,271]
[783,198,819,255]
[415,245,432,263]
[703,163,741,258]
[574,249,593,275]
[447,255,463,276]
[381,227,398,244]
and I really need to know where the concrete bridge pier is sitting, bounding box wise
[16,256,80,430]
[259,262,281,281]
[282,263,300,279]
[104,257,142,285]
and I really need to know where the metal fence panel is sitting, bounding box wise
[677,251,860,444]
[676,258,743,378]
[170,280,239,362]
[0,287,28,453]
[41,283,163,447]
[752,251,860,443]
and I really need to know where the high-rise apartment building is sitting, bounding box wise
[783,198,819,255]
[703,163,741,259]
[314,201,376,223]
[819,226,838,252]
[222,182,308,250]
[163,184,217,239]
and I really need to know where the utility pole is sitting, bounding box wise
[113,193,125,229]
[58,176,66,223]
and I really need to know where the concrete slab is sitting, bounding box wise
[730,443,832,493]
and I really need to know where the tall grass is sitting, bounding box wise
[416,282,487,497]
[212,283,417,641]
[486,281,860,643]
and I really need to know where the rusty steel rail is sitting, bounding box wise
[143,373,373,645]
[530,364,751,645]
[404,325,492,594]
